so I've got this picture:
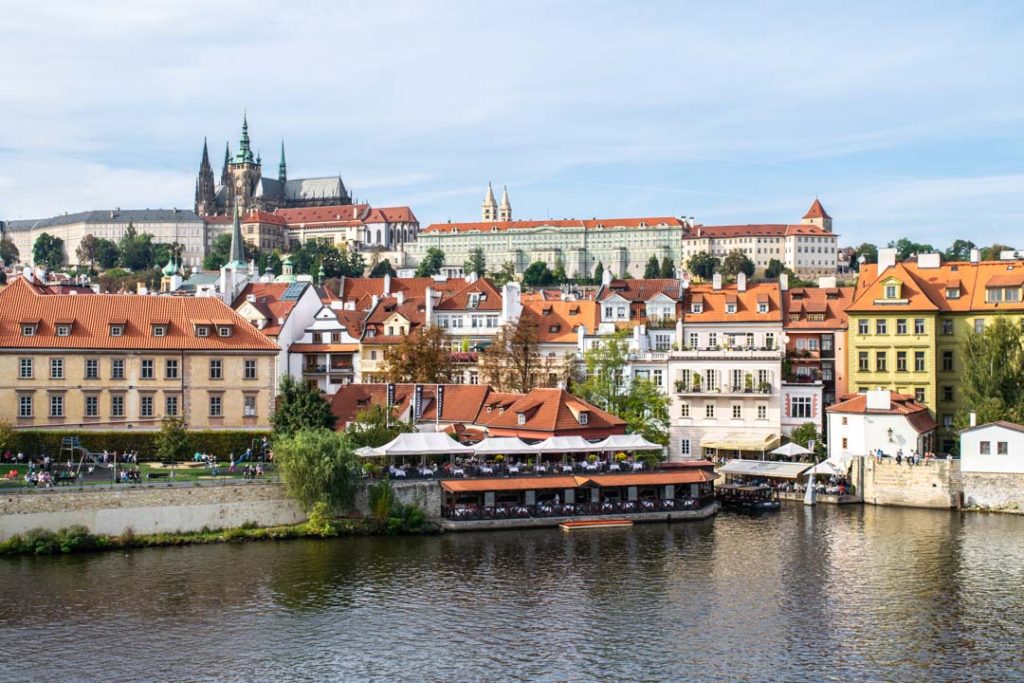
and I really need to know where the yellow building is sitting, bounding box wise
[0,277,278,430]
[848,250,1024,450]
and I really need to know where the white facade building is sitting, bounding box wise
[825,390,937,462]
[960,421,1024,474]
[290,305,364,392]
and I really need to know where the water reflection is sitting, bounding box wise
[1,506,1023,682]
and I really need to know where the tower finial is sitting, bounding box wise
[278,139,287,183]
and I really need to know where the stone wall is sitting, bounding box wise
[0,482,306,540]
[861,457,962,509]
[962,472,1024,512]
[352,479,443,519]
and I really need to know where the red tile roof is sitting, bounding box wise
[598,278,682,302]
[802,199,830,220]
[684,224,834,239]
[232,282,308,338]
[684,283,782,323]
[0,278,277,351]
[849,259,1024,313]
[522,299,599,343]
[275,204,370,225]
[480,388,626,435]
[435,278,503,311]
[241,211,287,226]
[826,392,936,433]
[423,217,685,235]
[783,287,854,330]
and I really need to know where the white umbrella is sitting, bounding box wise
[772,442,813,458]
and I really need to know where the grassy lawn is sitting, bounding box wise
[0,462,277,489]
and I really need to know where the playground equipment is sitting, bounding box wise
[59,436,113,480]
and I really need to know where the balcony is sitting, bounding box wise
[628,351,670,362]
[674,382,775,396]
[669,347,783,361]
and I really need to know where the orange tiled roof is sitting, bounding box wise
[827,392,937,434]
[330,383,495,426]
[522,299,598,343]
[0,278,277,351]
[598,278,682,302]
[232,282,308,337]
[423,216,685,235]
[480,388,626,433]
[783,286,854,330]
[849,259,1024,313]
[802,199,830,220]
[242,211,287,226]
[683,282,782,323]
[435,278,503,311]
[365,206,417,224]
[684,224,834,239]
[275,204,370,225]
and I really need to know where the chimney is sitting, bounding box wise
[601,267,612,287]
[866,389,891,411]
[712,273,722,291]
[818,276,837,288]
[779,272,789,291]
[396,291,405,305]
[969,412,977,427]
[383,273,391,295]
[371,294,379,309]
[969,248,980,264]
[877,247,897,272]
[917,253,941,269]
[737,272,747,292]
[425,286,434,325]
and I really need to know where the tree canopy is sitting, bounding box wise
[381,325,454,384]
[76,234,120,270]
[686,252,718,281]
[659,256,676,278]
[32,232,65,270]
[852,243,878,269]
[369,258,397,278]
[203,233,259,270]
[345,404,416,449]
[980,243,1014,261]
[958,316,1024,426]
[721,249,755,280]
[644,255,660,279]
[765,258,786,279]
[943,239,976,262]
[274,428,360,512]
[593,261,604,285]
[478,315,546,393]
[415,247,445,277]
[464,247,486,278]
[522,260,555,286]
[271,375,337,439]
[0,236,20,266]
[489,261,517,286]
[888,238,934,261]
[117,223,155,271]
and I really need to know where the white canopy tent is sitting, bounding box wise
[363,432,475,458]
[807,460,845,476]
[593,434,664,452]
[719,459,812,480]
[772,442,813,458]
[471,437,537,456]
[531,436,599,454]
[354,446,379,458]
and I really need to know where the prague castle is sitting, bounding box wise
[195,115,352,217]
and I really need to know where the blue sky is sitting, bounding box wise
[1,0,1022,248]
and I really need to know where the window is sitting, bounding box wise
[166,395,179,416]
[732,404,742,419]
[85,396,98,417]
[726,302,737,314]
[19,358,32,379]
[49,394,63,418]
[85,359,98,379]
[757,303,769,314]
[244,360,257,380]
[680,403,690,418]
[945,287,960,299]
[943,386,954,402]
[765,333,775,349]
[517,413,526,425]
[112,359,125,380]
[705,403,716,419]
[680,439,691,457]
[858,319,868,335]
[244,395,257,417]
[690,303,703,314]
[974,318,985,334]
[218,326,231,337]
[21,324,35,337]
[914,319,925,335]
[708,333,718,347]
[842,437,848,449]
[166,359,179,379]
[152,325,166,337]
[915,388,926,403]
[210,360,222,380]
[757,405,767,419]
[896,319,907,335]
[791,396,812,418]
[141,359,154,380]
[820,335,832,351]
[196,326,209,338]
[19,395,32,418]
[997,442,1009,455]
[688,332,698,349]
[896,351,907,372]
[209,395,222,417]
[578,412,589,425]
[652,369,663,387]
[980,441,991,455]
[876,320,887,335]
[49,358,63,380]
[942,351,954,372]
[56,325,71,337]
[140,395,154,418]
[942,320,954,335]
[110,325,124,337]
[111,395,124,417]
[876,351,887,372]
[885,285,898,298]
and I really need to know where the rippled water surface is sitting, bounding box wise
[2,505,1024,682]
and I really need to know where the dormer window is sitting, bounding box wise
[517,413,526,425]
[152,325,167,337]
[196,326,210,337]
[218,326,232,337]
[690,303,703,314]
[21,324,36,337]
[884,285,898,298]
[757,303,769,314]
[578,411,589,425]
[56,324,71,337]
[726,303,737,314]
[109,325,124,337]
[946,287,960,299]
[549,324,560,333]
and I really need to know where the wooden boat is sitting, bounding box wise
[559,519,634,532]
[715,484,781,512]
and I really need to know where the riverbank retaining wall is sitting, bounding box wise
[0,482,306,541]
[352,479,442,519]
[962,472,1024,512]
[861,457,961,509]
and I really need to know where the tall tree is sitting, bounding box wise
[959,316,1024,426]
[686,252,718,281]
[853,243,878,269]
[33,232,65,270]
[552,258,568,284]
[593,261,604,285]
[659,256,676,278]
[943,239,976,262]
[490,261,517,286]
[0,236,20,266]
[887,238,934,261]
[369,258,397,278]
[274,428,359,513]
[980,243,1014,261]
[721,249,755,279]
[381,325,454,383]
[644,255,661,279]
[415,247,445,277]
[522,260,555,286]
[118,223,156,270]
[765,258,786,279]
[575,331,669,445]
[478,315,543,392]
[271,375,337,439]
[464,247,486,278]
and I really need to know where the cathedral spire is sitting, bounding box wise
[235,112,255,164]
[278,140,287,183]
[200,137,211,170]
[195,137,216,215]
[499,185,512,222]
[482,182,497,221]
[228,202,246,267]
[221,142,231,185]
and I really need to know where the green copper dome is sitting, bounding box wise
[162,256,177,277]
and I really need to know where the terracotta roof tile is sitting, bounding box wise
[684,283,782,323]
[423,216,684,235]
[802,199,830,220]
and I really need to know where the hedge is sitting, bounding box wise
[9,430,267,462]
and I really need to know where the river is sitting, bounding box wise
[2,504,1023,682]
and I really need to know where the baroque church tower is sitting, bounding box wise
[482,182,497,221]
[499,185,512,222]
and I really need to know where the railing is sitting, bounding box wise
[442,495,716,520]
[675,385,774,396]
[628,352,669,362]
[669,348,782,360]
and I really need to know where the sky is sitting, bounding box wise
[1,0,1022,249]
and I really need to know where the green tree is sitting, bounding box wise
[381,325,454,384]
[343,247,365,277]
[659,256,676,278]
[369,258,397,278]
[0,418,15,455]
[593,261,604,285]
[943,239,976,262]
[155,415,189,462]
[478,315,543,392]
[522,260,555,286]
[887,238,934,261]
[274,428,359,512]
[490,261,517,286]
[415,247,445,277]
[788,423,825,459]
[852,243,878,270]
[721,249,755,280]
[765,258,786,279]
[552,258,568,284]
[980,243,1014,261]
[33,232,65,270]
[575,331,670,445]
[346,404,415,449]
[959,316,1024,426]
[118,223,155,270]
[271,375,337,439]
[464,247,486,278]
[0,236,19,266]
[686,252,718,281]
[644,255,660,279]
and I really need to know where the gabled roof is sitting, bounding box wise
[826,392,937,433]
[275,204,370,225]
[783,286,854,330]
[597,278,682,302]
[232,282,310,337]
[364,206,418,224]
[435,278,503,311]
[330,383,494,426]
[849,259,1024,313]
[479,388,626,433]
[802,199,830,220]
[521,299,599,343]
[960,420,1024,435]
[0,278,277,351]
[683,283,782,323]
[683,223,834,239]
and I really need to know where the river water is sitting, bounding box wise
[2,505,1023,682]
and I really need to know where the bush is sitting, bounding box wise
[9,430,263,461]
[274,429,360,512]
[0,526,102,556]
[305,501,336,537]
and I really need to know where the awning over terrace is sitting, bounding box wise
[362,432,474,457]
[530,436,597,454]
[592,434,664,452]
[700,432,781,451]
[471,437,538,456]
[718,460,812,480]
[440,470,716,493]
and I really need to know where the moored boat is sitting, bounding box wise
[715,484,781,512]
